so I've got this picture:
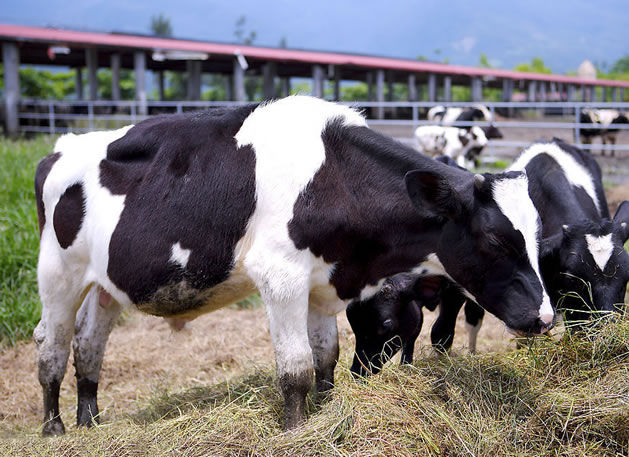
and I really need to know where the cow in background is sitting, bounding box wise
[580,109,629,156]
[414,125,488,168]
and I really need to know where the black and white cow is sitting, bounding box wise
[580,109,629,156]
[34,96,553,435]
[347,138,629,374]
[427,105,493,125]
[414,125,488,167]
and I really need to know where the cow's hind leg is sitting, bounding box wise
[34,263,86,436]
[73,286,121,427]
[307,305,339,398]
[464,300,485,353]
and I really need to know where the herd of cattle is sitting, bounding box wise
[32,96,628,435]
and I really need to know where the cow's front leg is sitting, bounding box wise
[307,305,339,398]
[431,284,466,352]
[73,286,121,427]
[463,300,485,353]
[263,289,313,429]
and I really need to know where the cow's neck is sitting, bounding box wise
[289,123,471,300]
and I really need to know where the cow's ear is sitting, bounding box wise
[613,200,629,242]
[405,170,463,220]
[539,231,563,270]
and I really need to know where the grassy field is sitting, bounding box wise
[0,136,54,345]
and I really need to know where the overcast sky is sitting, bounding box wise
[3,0,627,73]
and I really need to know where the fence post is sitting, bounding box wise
[48,101,55,135]
[131,103,137,125]
[412,104,418,132]
[574,105,580,145]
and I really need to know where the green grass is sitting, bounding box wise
[0,135,54,345]
[2,315,628,456]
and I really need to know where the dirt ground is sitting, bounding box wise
[0,304,514,437]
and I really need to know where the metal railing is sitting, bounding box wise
[14,99,629,155]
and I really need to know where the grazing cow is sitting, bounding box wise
[34,96,553,435]
[580,109,629,156]
[414,125,488,167]
[427,105,493,125]
[348,139,629,374]
[347,274,485,376]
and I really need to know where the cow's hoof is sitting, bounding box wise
[42,418,65,436]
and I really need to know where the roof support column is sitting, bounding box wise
[539,81,546,102]
[443,75,452,102]
[224,75,232,101]
[601,86,607,102]
[408,74,417,102]
[620,88,625,102]
[263,62,276,99]
[527,81,537,102]
[186,60,201,100]
[376,69,385,119]
[366,72,374,101]
[281,77,290,97]
[333,66,341,101]
[427,73,436,102]
[557,83,564,101]
[86,48,98,100]
[471,77,482,102]
[501,79,512,101]
[312,64,324,98]
[567,84,576,102]
[233,56,246,102]
[2,42,20,138]
[611,87,618,102]
[75,68,83,100]
[111,53,121,101]
[134,51,147,115]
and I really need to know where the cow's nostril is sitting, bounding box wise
[539,311,554,327]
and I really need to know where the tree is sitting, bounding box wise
[150,14,173,37]
[479,53,492,69]
[234,15,256,45]
[514,57,552,74]
[610,56,629,75]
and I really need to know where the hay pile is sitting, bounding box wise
[2,315,627,457]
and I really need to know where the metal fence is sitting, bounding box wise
[15,99,629,156]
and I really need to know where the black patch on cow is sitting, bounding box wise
[34,152,61,235]
[101,105,258,310]
[459,132,470,146]
[53,183,86,249]
[289,120,449,300]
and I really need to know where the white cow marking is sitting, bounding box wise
[585,233,613,271]
[170,242,191,268]
[509,142,602,215]
[492,175,553,324]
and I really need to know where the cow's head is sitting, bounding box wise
[405,169,554,336]
[540,201,629,323]
[347,274,441,377]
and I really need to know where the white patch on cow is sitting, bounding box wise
[585,233,613,271]
[235,96,366,376]
[170,242,191,268]
[510,142,602,215]
[492,175,553,325]
[359,278,386,301]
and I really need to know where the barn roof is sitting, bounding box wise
[2,23,628,88]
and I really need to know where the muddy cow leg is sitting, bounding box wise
[307,304,339,398]
[430,284,466,352]
[463,300,485,353]
[34,256,86,436]
[73,286,121,427]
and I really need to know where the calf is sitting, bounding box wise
[34,96,552,435]
[414,125,488,167]
[347,274,484,376]
[580,109,629,156]
[348,139,629,373]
